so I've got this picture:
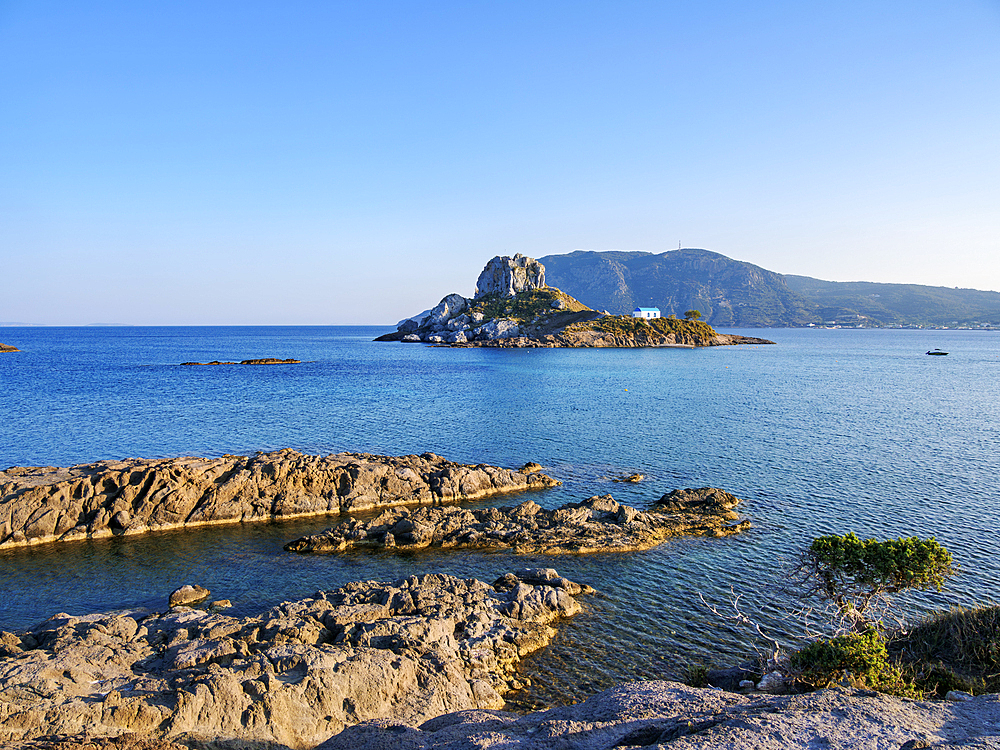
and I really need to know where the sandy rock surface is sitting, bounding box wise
[318,681,1000,750]
[0,570,587,749]
[0,450,558,549]
[283,492,749,555]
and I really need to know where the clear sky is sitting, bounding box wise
[2,1,999,325]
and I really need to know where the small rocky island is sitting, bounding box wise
[0,342,19,352]
[180,358,301,365]
[0,570,589,747]
[376,254,775,348]
[284,488,750,555]
[0,450,558,549]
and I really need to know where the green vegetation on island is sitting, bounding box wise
[467,287,590,325]
[565,312,718,340]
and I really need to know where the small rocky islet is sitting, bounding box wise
[0,342,19,352]
[283,488,750,555]
[376,254,776,348]
[179,358,301,365]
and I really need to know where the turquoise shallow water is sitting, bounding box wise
[1,326,998,705]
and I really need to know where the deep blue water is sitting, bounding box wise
[1,326,998,705]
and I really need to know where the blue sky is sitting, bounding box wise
[2,1,998,325]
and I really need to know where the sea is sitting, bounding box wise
[1,325,998,707]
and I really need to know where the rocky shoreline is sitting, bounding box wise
[0,450,558,550]
[0,342,19,352]
[0,570,590,748]
[283,489,750,555]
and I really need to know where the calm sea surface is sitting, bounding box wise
[1,326,998,706]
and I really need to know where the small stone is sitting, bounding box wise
[945,690,974,702]
[739,679,755,689]
[756,671,787,694]
[210,599,232,609]
[168,584,211,608]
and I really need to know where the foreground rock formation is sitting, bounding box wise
[0,450,558,549]
[318,680,1000,750]
[0,570,586,749]
[377,255,774,348]
[0,342,19,352]
[283,491,750,555]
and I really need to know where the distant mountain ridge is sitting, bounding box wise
[539,249,1000,328]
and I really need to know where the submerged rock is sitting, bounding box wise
[0,450,559,550]
[0,571,589,748]
[283,491,750,555]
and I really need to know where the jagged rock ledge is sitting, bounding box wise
[284,489,750,555]
[318,680,1000,750]
[0,570,589,748]
[0,342,19,352]
[0,450,559,550]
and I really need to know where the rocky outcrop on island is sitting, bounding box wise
[318,680,1000,750]
[0,570,588,748]
[0,342,19,352]
[180,358,301,365]
[376,255,774,348]
[284,491,750,555]
[474,254,547,297]
[0,450,559,550]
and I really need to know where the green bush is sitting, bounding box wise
[790,533,956,630]
[791,630,918,696]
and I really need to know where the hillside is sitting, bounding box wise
[539,249,818,327]
[784,275,1000,328]
[540,249,1000,328]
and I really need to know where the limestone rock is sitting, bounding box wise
[426,294,469,328]
[317,681,1000,750]
[283,492,749,555]
[475,255,546,298]
[0,572,589,748]
[0,450,560,550]
[756,671,788,693]
[476,318,520,340]
[0,343,19,353]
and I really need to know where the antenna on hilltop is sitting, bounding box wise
[678,241,681,250]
